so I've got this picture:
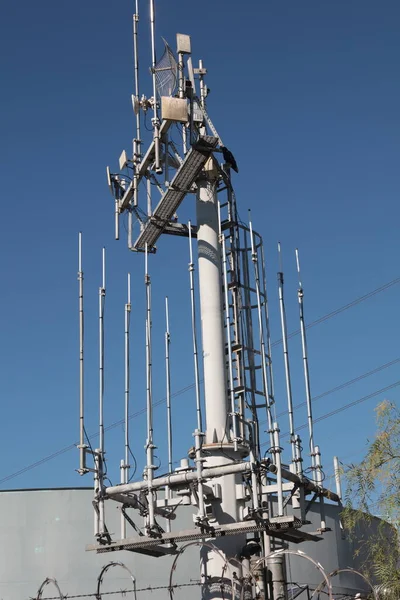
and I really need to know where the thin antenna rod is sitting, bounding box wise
[188,222,203,432]
[78,232,87,474]
[128,209,133,250]
[198,59,205,108]
[177,50,187,154]
[147,176,152,217]
[249,215,274,451]
[124,273,132,481]
[277,243,296,463]
[99,247,106,457]
[272,422,284,516]
[219,203,239,450]
[115,199,120,241]
[315,445,326,530]
[132,0,141,207]
[96,248,107,540]
[164,296,173,533]
[133,0,141,157]
[145,244,156,530]
[149,0,161,172]
[295,248,316,469]
[333,456,342,501]
[165,297,173,475]
[260,243,276,419]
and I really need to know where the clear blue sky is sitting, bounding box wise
[0,0,399,491]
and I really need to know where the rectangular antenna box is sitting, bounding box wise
[161,97,188,123]
[176,33,191,54]
[119,149,128,171]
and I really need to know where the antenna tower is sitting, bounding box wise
[78,5,341,599]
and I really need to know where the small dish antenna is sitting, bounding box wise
[154,38,178,98]
[131,94,140,115]
[106,166,113,196]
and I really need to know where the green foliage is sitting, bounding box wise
[342,401,400,597]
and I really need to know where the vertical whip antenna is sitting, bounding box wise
[315,445,327,530]
[78,232,87,474]
[145,243,156,531]
[147,176,152,217]
[277,243,296,464]
[260,243,276,420]
[198,59,206,108]
[99,247,106,458]
[149,0,161,172]
[164,296,173,532]
[128,210,133,250]
[295,248,316,471]
[176,36,186,154]
[218,202,239,450]
[115,198,120,241]
[333,456,342,501]
[132,0,141,207]
[124,273,132,480]
[133,0,141,157]
[249,214,274,451]
[188,222,206,524]
[165,297,173,476]
[96,247,107,540]
[272,422,284,516]
[188,221,203,433]
[121,272,131,540]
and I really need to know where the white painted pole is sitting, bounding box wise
[120,459,126,539]
[315,445,327,530]
[333,456,342,501]
[273,422,284,516]
[196,172,228,444]
[196,167,244,600]
[78,232,87,474]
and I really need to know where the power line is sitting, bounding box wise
[271,276,400,348]
[1,363,397,487]
[259,357,400,425]
[0,383,197,486]
[261,380,400,447]
[0,277,398,486]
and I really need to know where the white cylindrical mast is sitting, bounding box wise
[196,164,245,599]
[196,168,228,444]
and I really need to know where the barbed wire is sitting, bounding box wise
[31,560,377,600]
[33,581,202,600]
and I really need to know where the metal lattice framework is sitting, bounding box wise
[154,39,178,98]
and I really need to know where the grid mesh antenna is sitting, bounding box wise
[154,38,178,97]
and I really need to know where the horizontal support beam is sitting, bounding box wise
[269,464,340,503]
[105,460,339,504]
[106,460,255,497]
[87,517,312,554]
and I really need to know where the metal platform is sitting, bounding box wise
[86,516,322,556]
[132,135,218,251]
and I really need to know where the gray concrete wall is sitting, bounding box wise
[0,488,371,600]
